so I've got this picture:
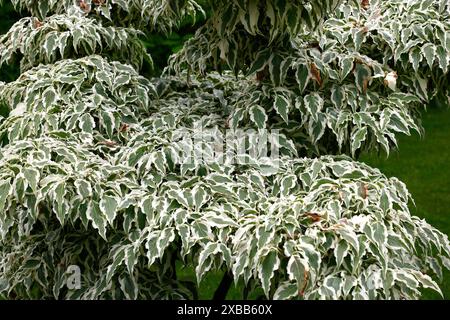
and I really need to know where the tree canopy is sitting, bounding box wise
[0,0,449,300]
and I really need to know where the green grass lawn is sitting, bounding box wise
[179,107,450,300]
[361,106,450,299]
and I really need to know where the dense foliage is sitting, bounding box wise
[0,0,449,300]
